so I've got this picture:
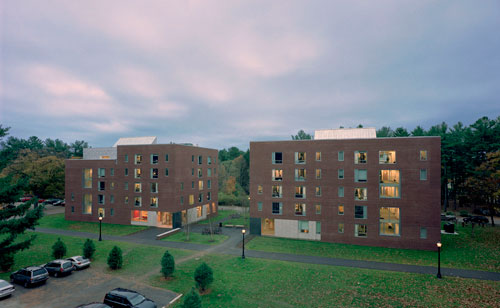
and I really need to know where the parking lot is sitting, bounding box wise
[1,266,179,308]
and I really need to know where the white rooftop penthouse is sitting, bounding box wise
[314,127,377,140]
[83,136,158,160]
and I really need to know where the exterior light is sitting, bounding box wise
[241,229,246,259]
[436,242,442,278]
[437,242,442,248]
[98,214,103,241]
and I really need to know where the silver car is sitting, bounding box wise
[0,279,15,298]
[66,256,91,270]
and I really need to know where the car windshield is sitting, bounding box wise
[129,294,146,305]
[0,280,10,287]
[76,257,83,261]
[34,269,46,276]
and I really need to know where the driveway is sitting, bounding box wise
[1,267,179,308]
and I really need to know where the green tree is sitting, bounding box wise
[107,246,123,270]
[291,129,312,140]
[393,127,410,137]
[83,239,96,260]
[70,140,88,158]
[411,126,426,136]
[376,126,394,137]
[161,250,175,278]
[52,238,67,259]
[181,287,202,308]
[194,262,213,292]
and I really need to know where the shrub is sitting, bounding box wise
[446,211,454,215]
[83,239,96,259]
[107,246,123,270]
[181,287,202,308]
[0,253,15,272]
[161,250,175,278]
[194,262,213,292]
[52,238,67,259]
[460,210,470,217]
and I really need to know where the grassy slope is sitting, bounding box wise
[37,213,148,236]
[197,210,238,225]
[247,224,500,272]
[162,232,229,245]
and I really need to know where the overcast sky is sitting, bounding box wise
[1,1,499,150]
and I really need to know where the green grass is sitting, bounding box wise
[197,210,238,224]
[37,213,149,236]
[151,254,500,308]
[247,224,500,272]
[223,215,249,227]
[162,231,228,245]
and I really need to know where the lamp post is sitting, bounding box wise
[98,215,103,241]
[241,229,246,259]
[436,242,442,278]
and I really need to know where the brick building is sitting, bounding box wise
[249,128,441,250]
[65,137,218,228]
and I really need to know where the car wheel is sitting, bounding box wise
[24,281,29,288]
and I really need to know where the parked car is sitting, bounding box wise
[43,199,60,205]
[440,213,457,223]
[53,199,65,206]
[19,196,32,202]
[67,256,91,270]
[75,303,111,308]
[0,279,15,299]
[43,259,75,277]
[103,288,156,308]
[463,216,489,224]
[10,266,49,288]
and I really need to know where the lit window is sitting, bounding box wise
[258,202,263,211]
[420,169,427,180]
[151,154,159,164]
[212,202,216,213]
[420,150,427,161]
[379,151,396,164]
[98,168,105,178]
[354,151,367,164]
[132,210,148,222]
[272,185,283,198]
[315,204,321,214]
[134,197,142,207]
[272,152,283,164]
[354,188,367,201]
[151,182,158,193]
[151,168,158,179]
[338,205,344,215]
[189,195,194,205]
[316,169,321,179]
[316,222,321,235]
[316,152,321,161]
[295,186,306,199]
[338,169,344,179]
[295,203,306,216]
[295,152,306,164]
[272,202,282,215]
[134,168,142,178]
[338,151,344,161]
[338,186,344,197]
[380,207,400,236]
[83,169,92,188]
[338,223,344,233]
[125,196,129,204]
[315,186,321,197]
[354,205,367,219]
[83,194,92,214]
[111,182,115,189]
[98,195,105,205]
[134,183,142,193]
[354,169,367,182]
[380,170,401,198]
[135,154,142,164]
[197,206,202,217]
[199,180,204,190]
[355,224,367,237]
[150,197,158,207]
[295,169,306,181]
[272,169,283,181]
[299,221,309,233]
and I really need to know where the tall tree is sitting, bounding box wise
[70,140,88,158]
[291,129,312,140]
[393,127,410,137]
[411,126,426,136]
[376,126,394,137]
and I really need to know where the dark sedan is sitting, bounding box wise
[463,216,489,224]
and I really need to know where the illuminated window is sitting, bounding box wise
[151,154,159,164]
[354,169,367,182]
[258,202,263,211]
[134,183,142,193]
[98,181,105,191]
[420,169,427,180]
[316,152,321,161]
[295,169,306,181]
[83,169,92,188]
[98,195,104,205]
[354,151,367,164]
[125,196,129,204]
[272,202,282,215]
[380,207,400,236]
[379,151,396,164]
[315,204,321,214]
[272,185,283,198]
[295,203,306,216]
[316,169,321,179]
[132,210,148,222]
[272,152,283,164]
[206,204,210,214]
[420,150,427,161]
[354,205,367,219]
[135,154,142,164]
[199,180,204,190]
[83,194,92,214]
[295,152,306,164]
[338,169,344,179]
[355,224,367,237]
[151,168,158,179]
[212,202,216,213]
[338,151,344,161]
[299,221,309,233]
[134,196,142,207]
[338,223,344,233]
[134,168,142,178]
[150,197,158,207]
[197,206,202,217]
[272,169,283,181]
[338,205,344,215]
[380,170,400,198]
[98,168,105,178]
[338,186,344,197]
[111,182,115,189]
[189,195,194,205]
[315,186,321,197]
[354,188,367,201]
[295,186,306,199]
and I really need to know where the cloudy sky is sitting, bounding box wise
[1,1,499,149]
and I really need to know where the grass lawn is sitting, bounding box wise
[162,231,228,245]
[197,209,238,224]
[247,224,500,272]
[151,254,500,308]
[223,214,249,227]
[37,213,149,236]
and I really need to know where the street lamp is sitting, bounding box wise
[436,242,442,278]
[98,215,103,241]
[241,229,246,259]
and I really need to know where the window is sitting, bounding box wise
[125,154,128,162]
[299,221,309,233]
[151,182,158,193]
[124,182,129,190]
[191,168,195,176]
[134,182,142,193]
[355,224,367,237]
[315,186,321,197]
[295,169,306,181]
[148,168,158,179]
[180,196,184,205]
[354,151,367,164]
[338,169,344,179]
[151,154,159,164]
[338,205,344,215]
[295,186,306,199]
[338,223,344,233]
[134,197,142,207]
[272,152,283,164]
[132,210,148,222]
[420,150,428,161]
[198,155,203,165]
[207,191,211,201]
[98,168,105,178]
[189,195,194,205]
[98,195,105,205]
[197,206,202,217]
[110,168,115,176]
[354,205,367,219]
[71,193,74,201]
[338,186,344,197]
[207,168,212,177]
[354,169,367,182]
[316,222,321,234]
[420,227,427,239]
[110,208,114,216]
[165,154,169,162]
[338,151,344,161]
[315,204,321,214]
[295,203,306,216]
[380,170,400,198]
[150,197,158,207]
[192,155,195,162]
[272,202,283,214]
[165,168,169,176]
[354,188,367,200]
[110,195,114,203]
[98,208,105,218]
[199,180,204,190]
[379,151,396,164]
[111,182,115,189]
[83,194,92,214]
[316,152,321,161]
[198,168,202,178]
[192,181,195,189]
[125,168,128,176]
[181,182,184,191]
[380,207,400,236]
[272,169,283,181]
[420,169,427,180]
[316,169,321,179]
[272,185,283,198]
[207,180,211,189]
[83,169,92,188]
[207,156,212,165]
[257,185,263,194]
[125,196,129,204]
[295,152,306,164]
[98,181,105,191]
[71,206,74,213]
[135,154,142,164]
[258,202,263,211]
[134,168,142,178]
